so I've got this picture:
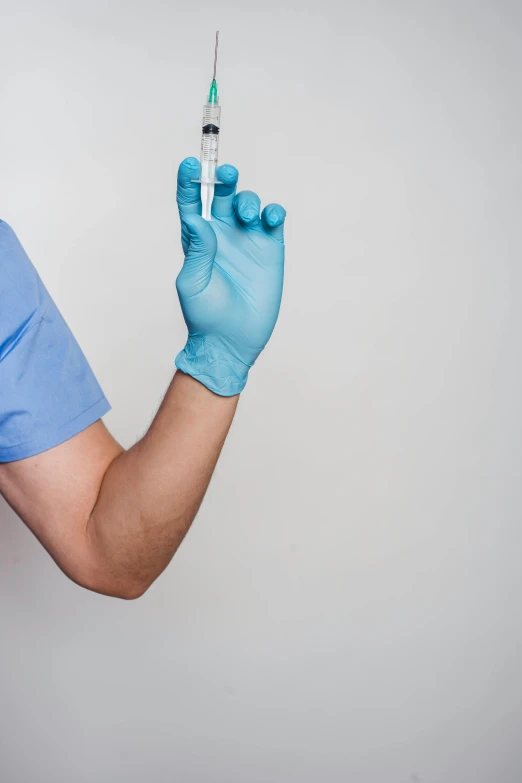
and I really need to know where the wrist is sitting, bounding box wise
[175,335,250,397]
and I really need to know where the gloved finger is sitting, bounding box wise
[177,157,201,217]
[261,203,286,242]
[233,191,261,227]
[177,213,217,297]
[212,164,239,218]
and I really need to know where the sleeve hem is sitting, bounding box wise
[0,396,111,463]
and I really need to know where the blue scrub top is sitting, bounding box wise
[0,220,110,462]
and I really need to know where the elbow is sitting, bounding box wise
[99,576,153,601]
[75,525,155,600]
[109,581,150,601]
[71,569,153,601]
[119,579,154,600]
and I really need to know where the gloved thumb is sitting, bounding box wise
[177,214,217,297]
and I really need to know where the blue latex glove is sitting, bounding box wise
[175,157,286,396]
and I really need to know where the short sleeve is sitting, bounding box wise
[0,220,111,462]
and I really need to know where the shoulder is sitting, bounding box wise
[0,219,41,285]
[0,218,18,242]
[0,220,48,348]
[0,220,111,462]
[0,219,32,273]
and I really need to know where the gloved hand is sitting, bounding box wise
[175,157,286,396]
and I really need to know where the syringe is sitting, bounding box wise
[198,31,221,221]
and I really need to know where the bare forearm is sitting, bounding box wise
[85,371,238,597]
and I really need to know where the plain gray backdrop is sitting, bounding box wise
[1,1,521,781]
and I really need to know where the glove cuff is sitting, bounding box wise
[175,336,249,397]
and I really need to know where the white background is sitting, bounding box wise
[1,1,522,781]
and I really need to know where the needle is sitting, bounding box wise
[213,31,219,81]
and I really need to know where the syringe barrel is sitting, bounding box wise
[201,102,221,161]
[199,101,221,220]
